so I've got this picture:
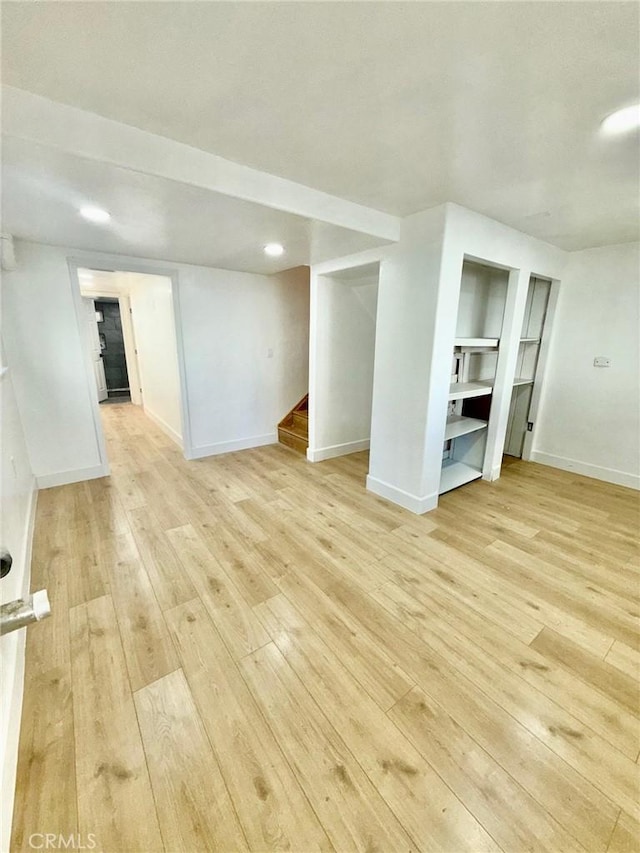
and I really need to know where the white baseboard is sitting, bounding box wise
[1,480,37,853]
[366,474,438,515]
[485,463,502,482]
[187,432,277,460]
[307,439,370,463]
[143,406,182,448]
[530,451,640,490]
[36,463,108,489]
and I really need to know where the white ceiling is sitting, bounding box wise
[1,1,639,252]
[1,137,385,273]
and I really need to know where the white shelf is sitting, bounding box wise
[448,380,493,400]
[454,337,499,348]
[444,416,488,441]
[512,377,534,387]
[519,337,540,344]
[440,460,482,494]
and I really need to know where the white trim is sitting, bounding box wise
[188,432,277,460]
[1,630,26,853]
[36,463,108,489]
[66,260,111,474]
[485,463,502,482]
[522,278,560,461]
[69,255,177,278]
[482,266,530,480]
[307,271,320,456]
[312,246,390,276]
[366,474,438,515]
[21,484,37,597]
[1,482,37,853]
[3,86,400,241]
[530,451,639,491]
[170,273,193,457]
[143,406,182,447]
[69,255,190,460]
[116,294,142,406]
[307,439,370,462]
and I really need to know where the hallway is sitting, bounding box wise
[11,403,640,852]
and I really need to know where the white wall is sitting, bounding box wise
[117,294,142,406]
[0,358,37,853]
[456,261,508,339]
[1,241,106,487]
[532,242,640,489]
[178,264,309,457]
[363,203,567,513]
[2,241,310,482]
[127,273,182,444]
[428,205,567,495]
[366,206,448,512]
[308,268,378,461]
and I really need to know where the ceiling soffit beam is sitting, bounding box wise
[2,86,401,243]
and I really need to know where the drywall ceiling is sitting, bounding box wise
[1,137,386,273]
[2,1,638,250]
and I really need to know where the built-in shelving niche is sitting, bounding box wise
[441,260,508,494]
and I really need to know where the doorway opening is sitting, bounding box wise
[92,297,131,403]
[308,260,379,469]
[74,265,185,465]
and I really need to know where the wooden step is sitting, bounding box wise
[292,411,309,433]
[278,393,309,455]
[278,425,308,455]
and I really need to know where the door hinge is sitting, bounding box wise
[527,421,534,432]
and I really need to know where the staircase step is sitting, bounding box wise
[278,425,307,455]
[278,422,307,441]
[277,393,309,455]
[292,411,308,431]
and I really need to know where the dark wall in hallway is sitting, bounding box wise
[96,300,129,392]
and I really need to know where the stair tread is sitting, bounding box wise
[278,427,307,456]
[278,424,308,440]
[278,394,308,456]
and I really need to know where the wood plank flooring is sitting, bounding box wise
[11,403,640,852]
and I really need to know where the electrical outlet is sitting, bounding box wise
[593,357,611,368]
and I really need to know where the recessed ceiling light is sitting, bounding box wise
[80,206,111,223]
[264,242,284,257]
[601,104,640,135]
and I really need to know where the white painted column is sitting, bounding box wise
[366,206,448,513]
[483,267,531,480]
[307,268,321,458]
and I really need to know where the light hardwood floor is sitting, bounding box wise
[11,403,640,852]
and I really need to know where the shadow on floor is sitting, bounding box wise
[100,392,131,405]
